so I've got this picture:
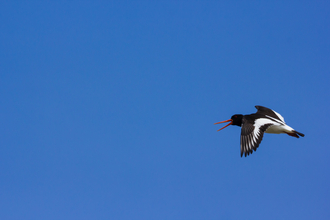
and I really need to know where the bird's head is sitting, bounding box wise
[214,114,243,131]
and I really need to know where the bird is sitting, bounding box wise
[214,106,305,157]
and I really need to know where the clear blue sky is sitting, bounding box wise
[0,1,329,219]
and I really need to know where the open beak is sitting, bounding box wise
[214,119,233,131]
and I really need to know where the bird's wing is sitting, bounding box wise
[240,117,273,157]
[255,105,285,124]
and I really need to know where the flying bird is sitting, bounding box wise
[215,106,305,157]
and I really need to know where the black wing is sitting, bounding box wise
[255,105,285,123]
[240,117,273,157]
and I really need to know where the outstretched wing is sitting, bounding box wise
[240,117,273,157]
[255,105,285,124]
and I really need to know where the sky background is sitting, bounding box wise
[0,1,329,219]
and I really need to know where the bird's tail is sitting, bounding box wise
[295,131,305,137]
[287,130,305,138]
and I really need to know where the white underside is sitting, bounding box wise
[265,124,294,134]
[254,118,295,134]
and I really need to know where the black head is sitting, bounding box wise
[214,114,243,131]
[231,114,243,126]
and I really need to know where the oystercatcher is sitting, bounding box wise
[215,106,304,157]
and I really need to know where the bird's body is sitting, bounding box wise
[215,106,304,157]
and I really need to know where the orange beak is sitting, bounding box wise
[214,119,233,131]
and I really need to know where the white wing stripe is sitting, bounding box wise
[272,110,285,123]
[265,115,284,125]
[254,118,279,127]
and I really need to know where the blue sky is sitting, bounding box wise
[0,1,329,219]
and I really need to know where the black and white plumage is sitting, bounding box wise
[215,106,305,157]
